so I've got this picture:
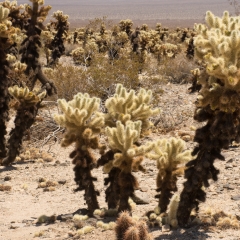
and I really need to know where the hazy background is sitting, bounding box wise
[17,0,234,28]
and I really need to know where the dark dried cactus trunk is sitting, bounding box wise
[48,18,69,66]
[0,40,11,159]
[2,104,39,165]
[186,37,194,59]
[177,106,240,226]
[20,2,57,95]
[118,172,138,212]
[105,167,121,209]
[71,148,100,215]
[98,150,121,209]
[157,171,177,213]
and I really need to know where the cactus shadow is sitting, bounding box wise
[151,225,210,239]
[0,165,18,173]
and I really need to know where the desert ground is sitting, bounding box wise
[1,80,240,240]
[0,1,240,239]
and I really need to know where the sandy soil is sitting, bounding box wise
[0,83,240,240]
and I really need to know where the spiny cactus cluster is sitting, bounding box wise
[194,11,240,112]
[147,137,192,214]
[115,211,152,240]
[104,120,155,211]
[178,11,240,226]
[54,93,105,215]
[47,10,69,66]
[0,4,20,159]
[105,83,160,132]
[2,86,46,165]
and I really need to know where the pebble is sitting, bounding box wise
[132,190,150,204]
[140,186,148,192]
[226,158,234,163]
[225,164,233,169]
[60,163,69,167]
[10,223,25,229]
[162,224,170,232]
[58,179,67,185]
[231,195,240,201]
[223,184,234,190]
[4,176,11,181]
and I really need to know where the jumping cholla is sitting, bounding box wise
[104,120,155,212]
[147,137,192,214]
[194,11,240,112]
[105,84,160,131]
[54,93,105,214]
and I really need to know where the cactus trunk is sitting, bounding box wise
[118,171,137,212]
[72,148,100,215]
[177,108,240,226]
[0,41,10,159]
[2,104,39,165]
[158,170,177,213]
[105,167,121,209]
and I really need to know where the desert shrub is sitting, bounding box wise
[45,54,140,101]
[43,64,86,101]
[159,52,198,84]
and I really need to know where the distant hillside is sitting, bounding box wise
[16,0,233,28]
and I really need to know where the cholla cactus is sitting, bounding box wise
[47,10,69,66]
[0,5,20,160]
[194,11,240,112]
[103,120,155,212]
[167,193,180,228]
[188,68,201,93]
[105,84,160,132]
[115,211,152,240]
[0,0,28,30]
[2,86,46,165]
[54,93,105,215]
[71,40,98,66]
[119,19,133,36]
[147,137,192,213]
[178,11,240,226]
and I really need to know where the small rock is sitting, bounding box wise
[223,184,234,190]
[132,190,150,204]
[216,187,223,192]
[58,179,67,185]
[10,223,25,229]
[231,195,240,201]
[140,186,148,192]
[4,176,11,181]
[226,158,234,163]
[225,164,233,169]
[60,163,68,167]
[162,224,170,232]
[181,135,191,142]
